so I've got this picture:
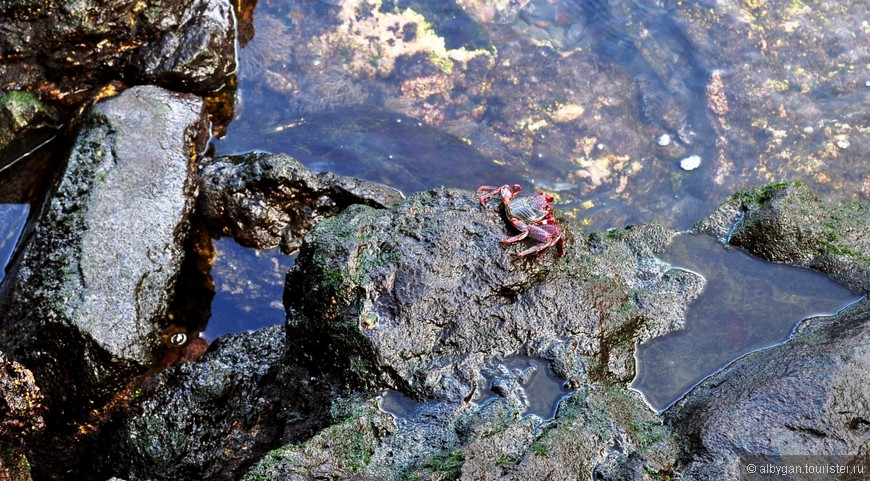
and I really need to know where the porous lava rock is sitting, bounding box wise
[198,151,404,253]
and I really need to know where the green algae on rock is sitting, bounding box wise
[0,86,208,430]
[0,90,60,172]
[696,181,870,293]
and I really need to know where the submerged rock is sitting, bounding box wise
[198,151,404,254]
[98,325,334,481]
[0,86,208,416]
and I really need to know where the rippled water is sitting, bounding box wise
[630,233,860,413]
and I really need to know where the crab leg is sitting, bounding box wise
[476,184,522,205]
[502,217,531,243]
[515,223,563,258]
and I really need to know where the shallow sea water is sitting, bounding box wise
[204,237,296,340]
[379,355,572,420]
[475,355,573,420]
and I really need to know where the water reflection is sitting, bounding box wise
[476,355,572,420]
[0,147,58,283]
[0,205,28,283]
[204,237,295,341]
[216,108,510,193]
[379,389,422,419]
[631,233,860,413]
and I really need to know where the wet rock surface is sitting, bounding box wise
[1,2,869,478]
[666,181,870,479]
[0,0,236,166]
[240,181,869,480]
[0,352,44,481]
[244,385,677,481]
[0,0,236,99]
[667,299,870,479]
[0,86,207,418]
[0,91,60,172]
[135,0,237,92]
[198,151,405,253]
[255,186,701,479]
[285,187,700,402]
[696,181,870,294]
[98,325,335,481]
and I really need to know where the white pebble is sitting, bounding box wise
[836,139,850,150]
[657,134,672,146]
[680,155,702,171]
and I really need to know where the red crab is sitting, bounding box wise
[477,184,564,258]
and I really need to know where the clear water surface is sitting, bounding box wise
[475,355,573,420]
[204,237,295,341]
[631,233,860,412]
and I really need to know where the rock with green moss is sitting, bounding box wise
[0,90,60,172]
[243,397,398,481]
[501,387,677,480]
[243,383,677,480]
[668,299,870,479]
[256,181,866,481]
[666,182,870,478]
[285,187,702,401]
[696,181,870,293]
[259,186,698,479]
[97,325,334,481]
[0,86,208,442]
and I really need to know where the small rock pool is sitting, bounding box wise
[631,233,861,412]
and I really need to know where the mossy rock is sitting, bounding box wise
[695,181,870,294]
